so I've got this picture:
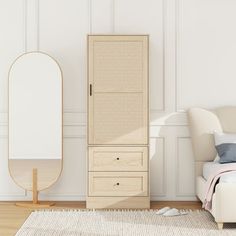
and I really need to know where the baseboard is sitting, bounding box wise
[0,194,198,201]
[151,196,198,201]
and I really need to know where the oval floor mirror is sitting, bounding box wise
[8,52,63,208]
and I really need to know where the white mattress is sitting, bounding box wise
[203,162,236,183]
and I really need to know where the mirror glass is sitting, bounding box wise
[8,52,62,191]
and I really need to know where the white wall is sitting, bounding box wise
[1,0,236,201]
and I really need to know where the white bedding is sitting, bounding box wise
[203,162,236,183]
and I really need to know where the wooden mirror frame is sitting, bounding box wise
[8,51,63,208]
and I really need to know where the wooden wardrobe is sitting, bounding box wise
[87,35,149,209]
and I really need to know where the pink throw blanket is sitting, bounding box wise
[203,163,236,210]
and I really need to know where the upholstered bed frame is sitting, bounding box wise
[188,107,236,230]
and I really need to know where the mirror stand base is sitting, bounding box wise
[15,169,55,208]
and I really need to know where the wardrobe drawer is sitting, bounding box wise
[88,147,148,171]
[88,172,148,197]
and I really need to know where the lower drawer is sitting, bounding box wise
[88,172,148,197]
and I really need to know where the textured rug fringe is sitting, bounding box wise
[34,208,206,213]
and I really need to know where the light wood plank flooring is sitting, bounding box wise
[0,201,202,236]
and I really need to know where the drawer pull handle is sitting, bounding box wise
[116,157,120,160]
[116,183,120,186]
[89,84,92,96]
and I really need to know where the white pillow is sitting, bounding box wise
[214,131,236,146]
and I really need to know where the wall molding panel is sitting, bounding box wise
[25,0,39,52]
[175,137,196,200]
[0,194,27,201]
[175,0,181,112]
[23,0,27,52]
[150,137,167,198]
[0,111,190,127]
[174,0,236,111]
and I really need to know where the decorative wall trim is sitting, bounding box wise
[36,0,39,51]
[175,0,179,112]
[0,111,190,127]
[112,0,115,33]
[175,0,186,112]
[0,136,86,139]
[88,0,92,33]
[175,136,196,197]
[24,0,39,52]
[0,112,86,126]
[150,0,166,112]
[0,194,80,201]
[151,124,188,127]
[0,194,197,201]
[0,190,27,201]
[151,195,196,201]
[23,0,27,52]
[150,137,167,197]
[63,110,86,114]
[38,194,86,201]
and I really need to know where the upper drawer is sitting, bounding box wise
[88,147,148,171]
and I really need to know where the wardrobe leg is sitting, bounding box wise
[217,222,224,230]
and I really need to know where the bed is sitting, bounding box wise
[188,107,236,230]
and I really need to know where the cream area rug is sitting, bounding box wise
[16,210,236,236]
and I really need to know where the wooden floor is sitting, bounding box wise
[0,201,202,236]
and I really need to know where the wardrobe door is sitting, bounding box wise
[88,35,148,145]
